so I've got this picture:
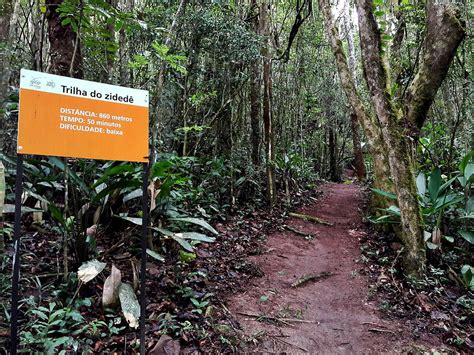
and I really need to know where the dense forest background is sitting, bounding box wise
[0,0,472,353]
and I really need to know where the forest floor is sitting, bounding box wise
[225,182,446,353]
[2,179,469,353]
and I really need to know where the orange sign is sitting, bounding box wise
[17,69,149,162]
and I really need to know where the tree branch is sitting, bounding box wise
[405,1,465,131]
[277,0,312,62]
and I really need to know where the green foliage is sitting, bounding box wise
[460,265,473,290]
[20,297,102,353]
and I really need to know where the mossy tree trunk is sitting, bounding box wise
[321,0,465,276]
[318,0,392,203]
[354,0,464,276]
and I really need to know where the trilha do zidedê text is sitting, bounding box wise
[61,85,135,103]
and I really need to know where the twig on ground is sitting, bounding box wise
[237,311,316,324]
[283,225,315,240]
[291,271,334,288]
[270,335,310,352]
[289,212,333,226]
[368,327,395,334]
[362,322,389,328]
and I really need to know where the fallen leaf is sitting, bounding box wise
[119,283,140,328]
[78,259,106,283]
[87,224,98,237]
[103,265,122,307]
[149,335,181,355]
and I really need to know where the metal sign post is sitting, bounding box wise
[140,160,150,355]
[10,154,24,355]
[9,158,151,353]
[10,69,151,353]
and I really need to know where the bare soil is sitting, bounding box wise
[227,182,441,353]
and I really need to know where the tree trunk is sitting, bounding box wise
[249,0,261,166]
[45,0,83,77]
[350,113,366,181]
[318,0,390,197]
[355,0,425,275]
[328,124,339,181]
[355,0,464,275]
[250,61,261,166]
[261,2,276,206]
[343,0,366,181]
[151,0,188,161]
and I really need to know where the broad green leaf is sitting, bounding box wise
[368,214,399,224]
[92,179,142,202]
[443,235,454,243]
[457,176,467,188]
[119,283,140,328]
[123,189,142,203]
[178,232,215,243]
[438,175,458,196]
[48,157,89,193]
[172,235,194,252]
[91,164,136,189]
[460,265,473,290]
[416,172,426,197]
[114,215,142,226]
[459,150,474,173]
[467,197,474,213]
[432,194,463,210]
[370,188,397,200]
[146,249,165,262]
[48,203,65,225]
[464,163,474,182]
[151,227,174,237]
[459,230,474,244]
[428,168,442,202]
[3,204,42,213]
[78,260,106,283]
[426,241,439,250]
[151,160,173,178]
[381,205,400,216]
[170,217,218,235]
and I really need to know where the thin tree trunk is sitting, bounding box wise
[151,0,188,161]
[328,124,338,181]
[318,0,390,199]
[261,1,276,206]
[350,113,366,180]
[249,0,261,166]
[344,0,366,181]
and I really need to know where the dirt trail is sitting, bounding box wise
[227,182,414,353]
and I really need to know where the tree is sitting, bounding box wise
[261,1,277,206]
[45,0,83,77]
[343,0,366,181]
[320,0,465,275]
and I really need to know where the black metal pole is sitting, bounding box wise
[139,160,150,354]
[10,154,24,355]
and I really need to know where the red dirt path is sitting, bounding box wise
[227,182,420,353]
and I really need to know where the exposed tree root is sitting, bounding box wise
[289,212,333,226]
